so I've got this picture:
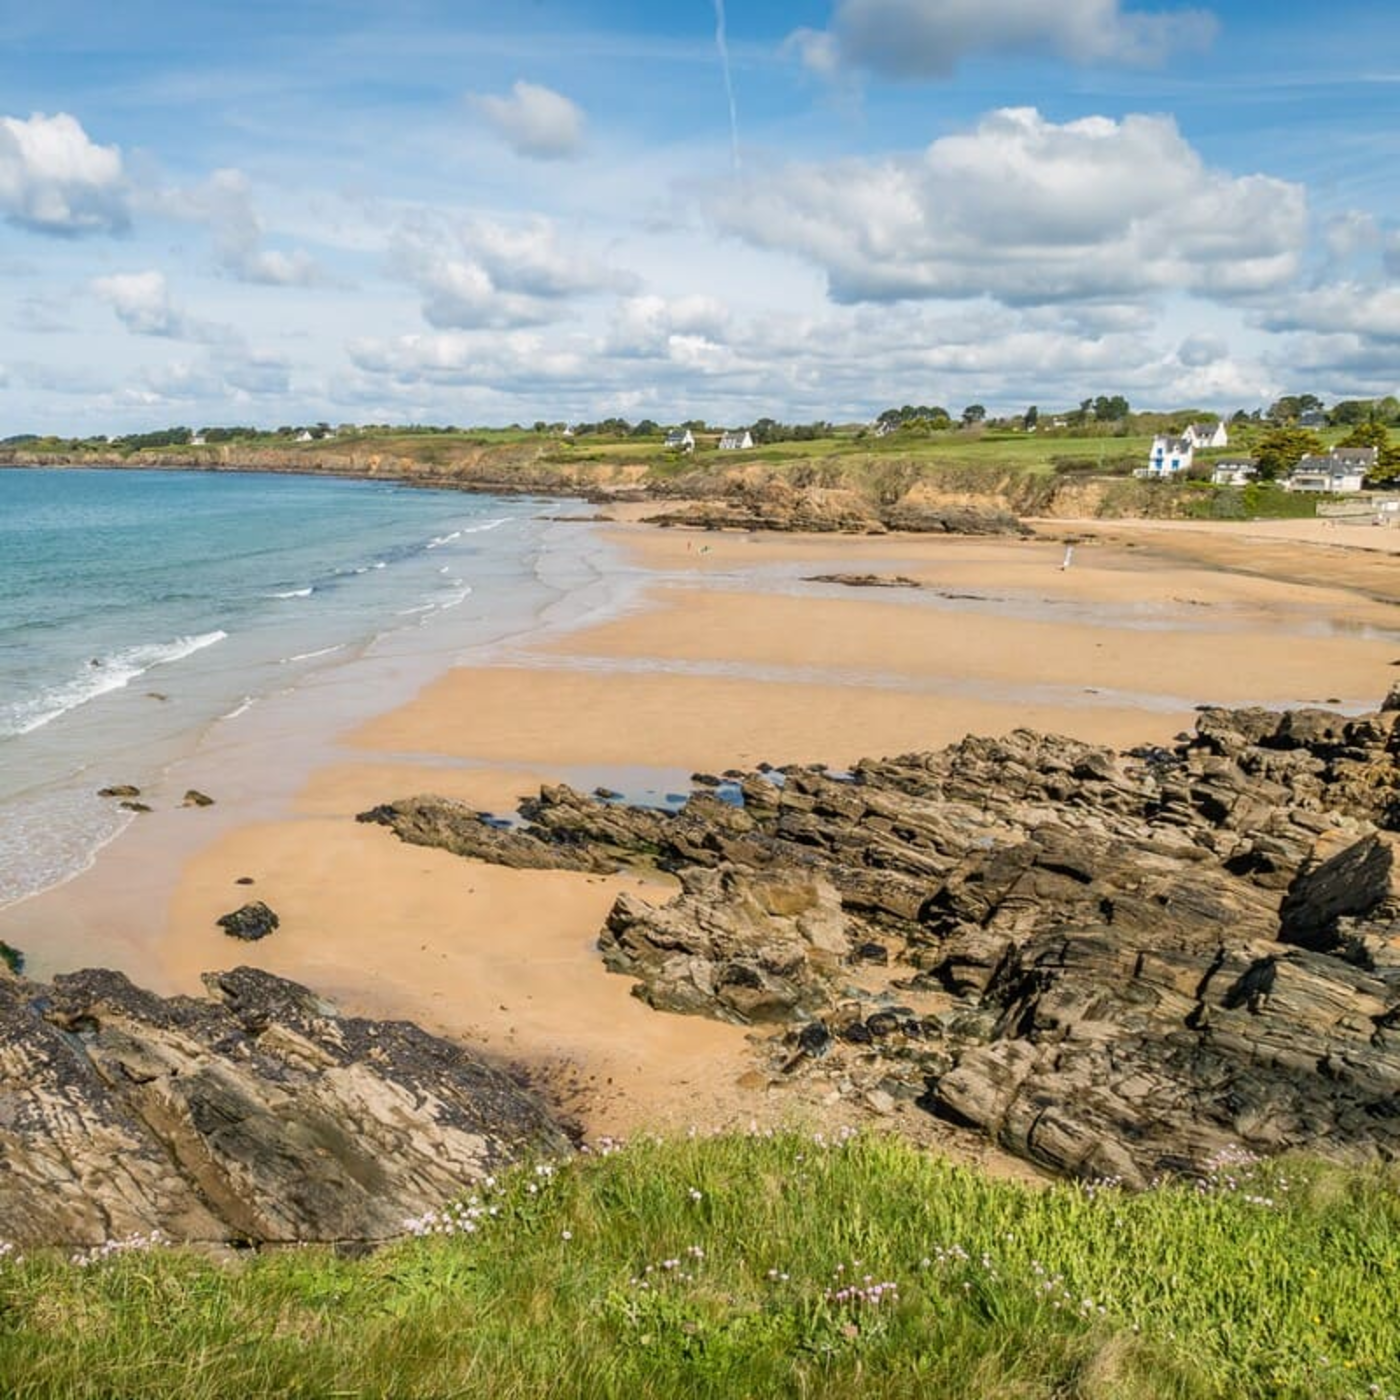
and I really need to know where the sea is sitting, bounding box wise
[0,467,623,911]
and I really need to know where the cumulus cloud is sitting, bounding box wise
[0,111,129,235]
[710,108,1306,307]
[393,216,635,329]
[1254,282,1400,343]
[92,271,187,336]
[791,0,1216,80]
[92,270,232,343]
[473,81,585,160]
[151,169,323,286]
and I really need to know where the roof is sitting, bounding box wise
[1327,447,1378,467]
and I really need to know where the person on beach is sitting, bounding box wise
[1060,544,1074,570]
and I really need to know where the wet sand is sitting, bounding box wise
[4,516,1398,1143]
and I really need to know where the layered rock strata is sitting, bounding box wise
[365,701,1400,1185]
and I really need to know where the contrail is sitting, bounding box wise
[713,0,741,172]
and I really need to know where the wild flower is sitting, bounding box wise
[70,1231,167,1267]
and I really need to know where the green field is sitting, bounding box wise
[1,1131,1396,1399]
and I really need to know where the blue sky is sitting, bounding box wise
[2,0,1398,431]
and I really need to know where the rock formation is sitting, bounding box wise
[0,966,567,1246]
[367,701,1400,1185]
[641,479,1029,537]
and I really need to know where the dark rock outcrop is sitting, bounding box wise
[217,902,280,941]
[640,479,1029,537]
[0,966,567,1246]
[373,700,1400,1185]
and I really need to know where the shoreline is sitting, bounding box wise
[3,512,1399,1145]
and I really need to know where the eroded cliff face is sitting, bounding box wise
[0,966,568,1247]
[365,700,1400,1186]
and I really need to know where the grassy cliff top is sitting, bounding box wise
[0,1130,1395,1399]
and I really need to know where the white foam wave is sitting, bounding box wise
[426,530,463,549]
[223,695,257,719]
[267,587,313,599]
[0,631,229,738]
[461,516,511,534]
[282,644,346,664]
[396,603,436,617]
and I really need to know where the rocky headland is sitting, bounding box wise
[362,692,1400,1188]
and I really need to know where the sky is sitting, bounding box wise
[2,0,1399,432]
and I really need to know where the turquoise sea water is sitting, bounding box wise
[0,467,592,908]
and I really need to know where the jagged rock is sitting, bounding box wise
[879,503,1030,536]
[805,573,924,589]
[0,966,567,1246]
[119,801,152,813]
[98,785,141,799]
[367,695,1400,1183]
[357,795,615,872]
[217,902,280,941]
[599,866,850,1024]
[182,789,215,807]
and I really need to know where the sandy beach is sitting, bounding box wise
[4,513,1398,1143]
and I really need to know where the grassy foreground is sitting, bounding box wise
[0,1132,1396,1399]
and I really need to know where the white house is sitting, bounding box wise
[718,429,754,451]
[872,419,898,438]
[295,429,315,442]
[1143,434,1195,478]
[1285,447,1375,494]
[190,432,207,447]
[1211,457,1257,486]
[664,428,695,453]
[1183,420,1229,449]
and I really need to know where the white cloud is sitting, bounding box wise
[710,108,1306,307]
[473,81,585,161]
[91,270,232,343]
[1255,282,1400,342]
[393,216,634,329]
[792,0,1216,80]
[92,271,186,336]
[150,169,323,286]
[0,112,129,235]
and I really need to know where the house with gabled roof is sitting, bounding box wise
[1285,446,1375,493]
[1142,434,1195,478]
[1183,420,1229,450]
[664,427,695,453]
[718,429,754,451]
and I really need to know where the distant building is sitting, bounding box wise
[190,432,206,446]
[1183,420,1229,449]
[664,428,695,453]
[1299,409,1328,428]
[1143,434,1195,478]
[718,429,754,451]
[1285,447,1375,493]
[296,429,315,442]
[1211,457,1257,487]
[872,419,898,438]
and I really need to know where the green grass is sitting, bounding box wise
[0,1132,1396,1399]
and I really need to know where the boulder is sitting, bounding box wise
[217,902,280,941]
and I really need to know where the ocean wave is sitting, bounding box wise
[0,631,229,739]
[396,603,436,617]
[267,587,314,599]
[281,644,346,664]
[222,695,257,719]
[426,530,463,549]
[461,517,512,534]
